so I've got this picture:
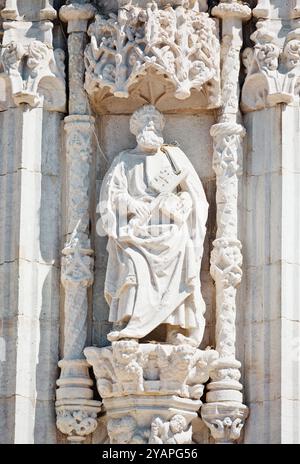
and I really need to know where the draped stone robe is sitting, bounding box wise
[99,146,209,340]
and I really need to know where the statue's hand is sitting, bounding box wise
[160,192,193,224]
[128,198,151,220]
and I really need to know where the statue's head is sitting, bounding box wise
[130,105,165,154]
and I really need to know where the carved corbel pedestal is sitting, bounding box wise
[1,0,57,20]
[85,342,218,444]
[0,2,66,110]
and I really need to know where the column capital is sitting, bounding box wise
[202,402,249,444]
[212,1,251,21]
[59,3,96,33]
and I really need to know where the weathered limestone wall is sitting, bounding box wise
[238,105,300,444]
[0,108,64,443]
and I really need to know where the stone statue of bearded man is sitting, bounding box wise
[99,105,208,346]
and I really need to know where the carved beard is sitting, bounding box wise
[136,129,164,153]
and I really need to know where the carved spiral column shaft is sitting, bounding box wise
[201,1,251,444]
[62,116,94,361]
[56,2,101,444]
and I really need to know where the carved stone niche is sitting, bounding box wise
[85,0,221,114]
[84,341,218,444]
[0,20,66,111]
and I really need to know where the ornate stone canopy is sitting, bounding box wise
[84,1,221,113]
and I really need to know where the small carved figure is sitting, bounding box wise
[149,415,192,444]
[113,340,144,393]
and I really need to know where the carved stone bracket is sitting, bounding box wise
[201,402,249,444]
[84,1,220,107]
[242,23,300,112]
[56,359,101,443]
[56,402,100,444]
[207,122,245,402]
[0,4,66,111]
[85,342,218,444]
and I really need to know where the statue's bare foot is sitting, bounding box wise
[107,331,121,342]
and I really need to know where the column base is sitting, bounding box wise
[56,359,102,442]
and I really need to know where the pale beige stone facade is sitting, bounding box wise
[0,0,299,445]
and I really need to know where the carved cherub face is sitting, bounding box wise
[130,105,165,154]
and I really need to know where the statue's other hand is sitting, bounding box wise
[128,198,151,220]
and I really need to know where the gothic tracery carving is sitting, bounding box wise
[84,1,220,105]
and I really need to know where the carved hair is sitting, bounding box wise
[130,105,166,136]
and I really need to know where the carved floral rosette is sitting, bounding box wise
[84,1,220,105]
[84,341,218,444]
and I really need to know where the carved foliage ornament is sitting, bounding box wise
[84,341,218,400]
[242,24,300,112]
[149,415,192,445]
[0,39,66,110]
[84,2,220,102]
[56,408,98,439]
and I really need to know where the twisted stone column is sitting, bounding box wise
[55,2,101,444]
[201,0,251,444]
